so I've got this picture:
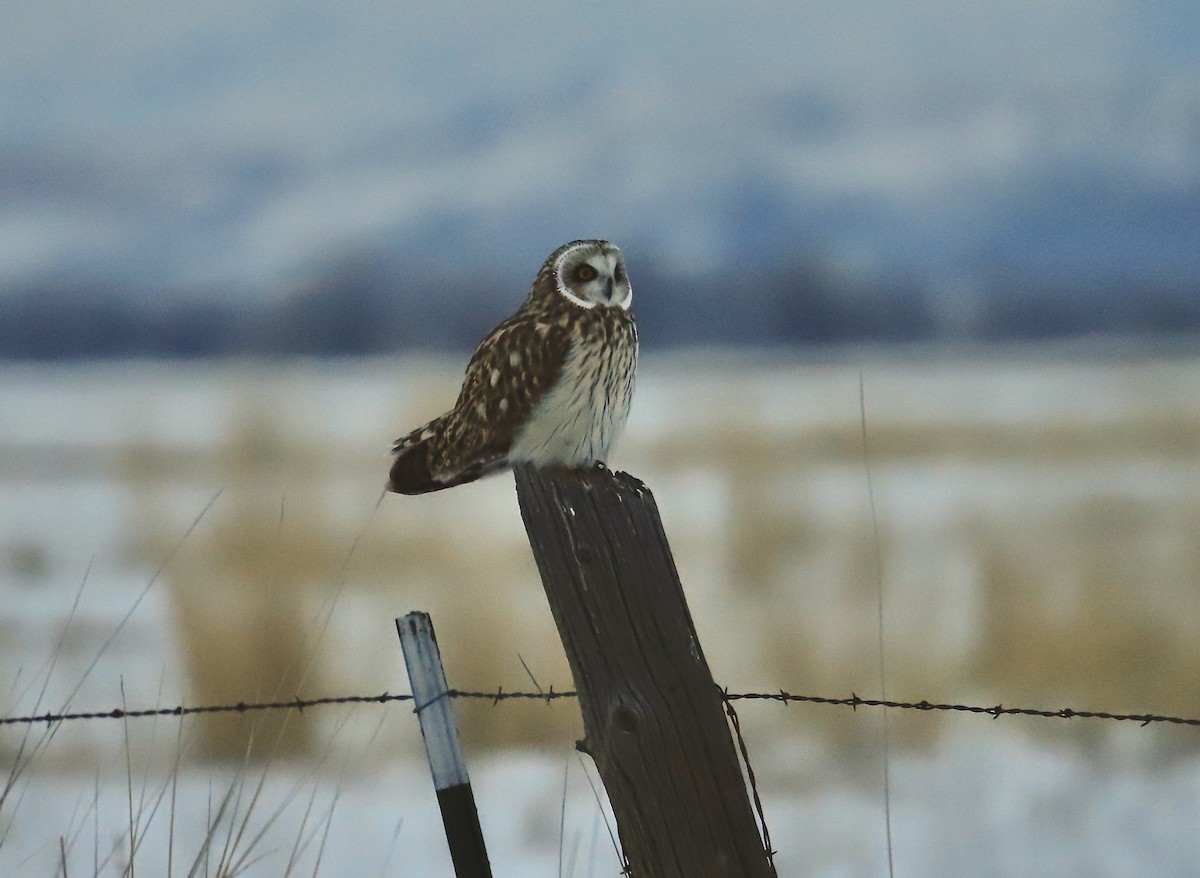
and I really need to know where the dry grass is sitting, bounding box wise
[96,356,1200,762]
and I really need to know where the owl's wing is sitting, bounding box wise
[388,314,572,494]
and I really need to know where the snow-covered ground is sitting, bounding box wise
[6,724,1199,876]
[3,350,1199,875]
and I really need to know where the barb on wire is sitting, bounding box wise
[2,688,1197,729]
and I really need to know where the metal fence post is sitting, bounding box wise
[396,611,492,878]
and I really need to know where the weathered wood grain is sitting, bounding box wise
[515,464,775,878]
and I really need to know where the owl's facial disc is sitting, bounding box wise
[555,242,632,311]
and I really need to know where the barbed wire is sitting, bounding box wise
[721,690,1200,727]
[2,687,1197,729]
[0,692,413,726]
[724,698,776,868]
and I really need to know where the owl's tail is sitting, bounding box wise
[389,415,501,495]
[387,418,445,495]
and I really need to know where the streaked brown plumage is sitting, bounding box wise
[388,240,637,495]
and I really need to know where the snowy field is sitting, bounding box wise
[2,348,1199,875]
[5,727,1199,877]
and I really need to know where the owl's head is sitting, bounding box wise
[546,240,632,311]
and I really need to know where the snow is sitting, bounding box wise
[2,352,1199,874]
[5,729,1198,876]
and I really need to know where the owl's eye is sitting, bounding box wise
[575,264,598,282]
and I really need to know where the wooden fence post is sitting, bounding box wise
[396,611,493,878]
[514,464,776,878]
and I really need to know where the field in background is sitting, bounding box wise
[2,348,1198,875]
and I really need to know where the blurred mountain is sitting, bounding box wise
[1,2,1197,355]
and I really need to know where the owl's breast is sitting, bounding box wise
[508,312,637,467]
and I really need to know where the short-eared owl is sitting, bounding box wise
[388,240,638,494]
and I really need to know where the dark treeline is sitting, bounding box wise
[1,257,1197,359]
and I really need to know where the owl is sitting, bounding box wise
[388,240,638,494]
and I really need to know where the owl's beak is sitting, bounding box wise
[603,276,615,301]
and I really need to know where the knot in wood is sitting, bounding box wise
[610,703,640,735]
